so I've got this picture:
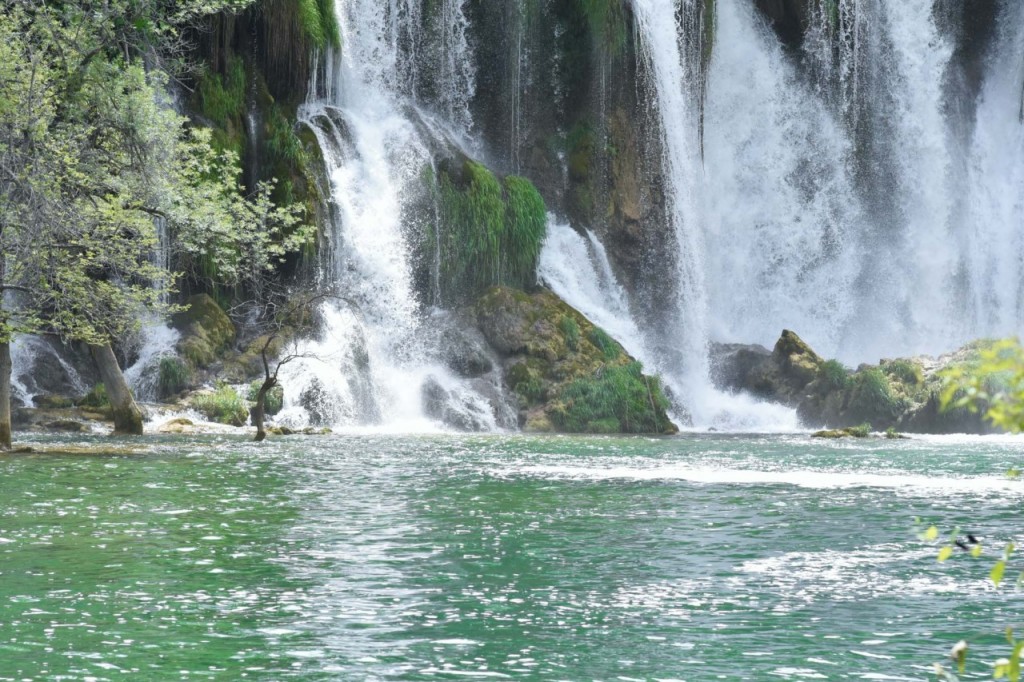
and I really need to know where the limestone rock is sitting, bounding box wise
[475,286,677,435]
[172,294,236,368]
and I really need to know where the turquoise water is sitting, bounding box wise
[1,433,1022,680]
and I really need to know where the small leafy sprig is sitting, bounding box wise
[917,520,1022,680]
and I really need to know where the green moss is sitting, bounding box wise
[885,426,908,439]
[266,103,303,167]
[197,58,246,128]
[295,0,341,50]
[551,361,672,434]
[191,385,249,427]
[503,175,547,288]
[78,384,109,409]
[587,327,620,360]
[847,422,871,438]
[158,357,190,398]
[579,0,628,56]
[247,381,285,415]
[429,160,547,305]
[849,368,899,419]
[559,315,580,351]
[812,424,871,439]
[824,0,839,32]
[172,294,236,368]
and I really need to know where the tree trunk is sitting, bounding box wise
[250,377,275,442]
[0,340,11,450]
[90,343,143,435]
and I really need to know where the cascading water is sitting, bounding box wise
[962,3,1024,334]
[278,0,504,432]
[9,336,87,406]
[125,216,180,402]
[626,0,1024,427]
[627,0,800,428]
[701,0,864,358]
[539,219,799,431]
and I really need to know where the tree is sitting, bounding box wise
[0,0,310,445]
[232,288,335,441]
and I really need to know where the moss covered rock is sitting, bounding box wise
[713,331,999,433]
[476,286,676,435]
[172,294,236,368]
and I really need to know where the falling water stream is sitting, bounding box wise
[276,0,503,432]
[12,0,1022,433]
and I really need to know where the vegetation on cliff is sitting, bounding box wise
[427,160,548,305]
[476,286,676,435]
[0,0,313,445]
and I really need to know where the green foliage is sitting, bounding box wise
[503,176,548,289]
[430,160,547,304]
[78,384,109,409]
[917,518,1024,680]
[0,2,312,352]
[248,381,284,415]
[265,104,304,167]
[170,128,315,290]
[846,423,871,438]
[197,58,246,128]
[849,368,898,417]
[884,426,901,439]
[885,358,923,386]
[158,357,190,397]
[191,385,248,426]
[587,327,620,360]
[295,0,341,49]
[506,362,546,405]
[821,359,851,390]
[941,338,1024,433]
[551,361,672,434]
[559,315,580,351]
[518,377,545,404]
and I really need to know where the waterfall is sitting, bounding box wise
[539,219,799,431]
[630,0,1024,414]
[125,216,180,402]
[278,0,502,432]
[702,0,863,359]
[10,336,88,406]
[963,3,1024,333]
[630,0,710,387]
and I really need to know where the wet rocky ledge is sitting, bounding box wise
[711,331,998,435]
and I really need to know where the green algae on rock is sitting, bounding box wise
[476,286,676,435]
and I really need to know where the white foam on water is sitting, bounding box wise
[496,463,1024,495]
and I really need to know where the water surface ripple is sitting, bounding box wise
[1,434,1021,680]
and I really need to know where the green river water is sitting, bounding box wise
[1,433,1022,681]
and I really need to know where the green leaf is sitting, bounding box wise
[971,544,983,558]
[924,525,940,541]
[938,546,954,563]
[992,560,1007,587]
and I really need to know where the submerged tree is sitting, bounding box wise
[236,290,335,442]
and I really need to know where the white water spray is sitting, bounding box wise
[279,0,500,432]
[539,220,799,431]
[627,0,1024,428]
